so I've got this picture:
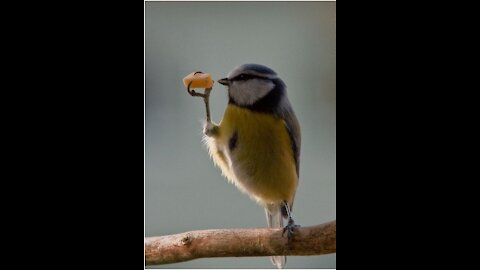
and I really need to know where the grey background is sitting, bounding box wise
[145,1,336,268]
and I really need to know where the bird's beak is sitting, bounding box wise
[218,78,229,86]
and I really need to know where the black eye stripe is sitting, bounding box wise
[231,74,268,81]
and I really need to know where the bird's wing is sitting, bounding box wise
[278,100,301,178]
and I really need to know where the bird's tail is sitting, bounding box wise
[265,205,286,269]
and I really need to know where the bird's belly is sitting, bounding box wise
[218,106,298,204]
[230,145,297,204]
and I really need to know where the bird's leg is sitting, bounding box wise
[282,201,300,240]
[187,77,218,136]
[203,87,212,123]
[187,79,212,122]
[201,87,219,137]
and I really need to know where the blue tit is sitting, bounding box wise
[203,64,301,269]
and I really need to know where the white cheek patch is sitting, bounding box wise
[230,79,274,106]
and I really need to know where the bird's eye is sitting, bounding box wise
[235,74,252,81]
[232,74,263,81]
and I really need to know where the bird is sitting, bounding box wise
[202,64,301,269]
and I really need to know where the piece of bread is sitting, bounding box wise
[182,72,214,89]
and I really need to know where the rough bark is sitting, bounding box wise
[145,220,336,265]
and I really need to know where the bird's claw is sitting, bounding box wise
[187,82,205,97]
[186,77,213,122]
[282,218,300,240]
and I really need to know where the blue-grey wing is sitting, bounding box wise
[278,99,301,178]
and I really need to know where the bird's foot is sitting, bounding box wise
[282,218,300,240]
[186,72,213,123]
[187,71,212,98]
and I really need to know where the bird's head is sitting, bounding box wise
[218,64,286,108]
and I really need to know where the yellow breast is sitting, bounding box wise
[210,105,298,205]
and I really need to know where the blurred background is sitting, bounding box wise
[145,1,335,268]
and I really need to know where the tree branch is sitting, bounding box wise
[145,220,336,265]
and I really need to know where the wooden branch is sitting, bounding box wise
[145,220,336,265]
